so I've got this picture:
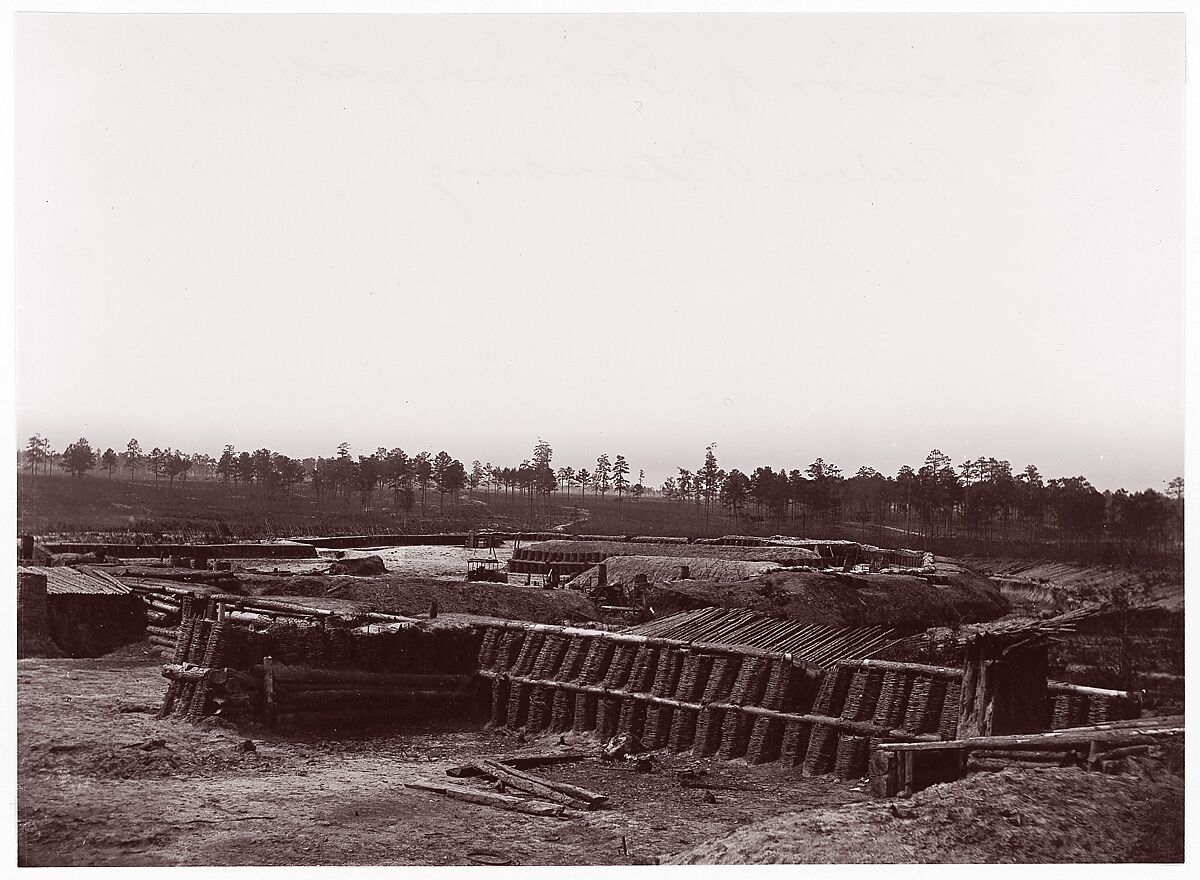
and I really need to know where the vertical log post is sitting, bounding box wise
[870,748,899,798]
[263,656,277,727]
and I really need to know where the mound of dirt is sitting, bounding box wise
[648,559,1006,630]
[235,574,597,624]
[326,555,387,576]
[573,555,781,590]
[968,558,1185,611]
[668,758,1184,864]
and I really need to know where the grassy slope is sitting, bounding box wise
[17,474,530,540]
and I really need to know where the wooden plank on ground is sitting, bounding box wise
[479,760,605,810]
[403,781,564,817]
[446,752,591,778]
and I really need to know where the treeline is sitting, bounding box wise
[18,434,647,520]
[20,433,1183,558]
[662,446,1183,560]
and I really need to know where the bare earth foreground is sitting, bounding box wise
[17,654,1184,866]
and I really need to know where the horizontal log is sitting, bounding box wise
[880,724,1184,753]
[211,595,337,618]
[969,758,1033,771]
[446,752,590,778]
[126,582,213,599]
[1056,715,1182,733]
[483,619,797,663]
[272,688,468,705]
[1092,744,1153,762]
[477,759,607,807]
[144,598,181,614]
[265,663,473,689]
[1048,681,1137,700]
[972,749,1079,763]
[479,761,595,810]
[844,658,961,680]
[216,670,263,693]
[161,664,223,683]
[226,610,278,626]
[211,694,256,706]
[475,670,934,742]
[404,781,564,817]
[273,682,474,696]
[145,625,179,638]
[362,611,421,624]
[145,609,174,624]
[272,707,471,727]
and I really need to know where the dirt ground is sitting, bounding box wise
[233,572,599,624]
[670,756,1185,864]
[17,654,870,867]
[230,545,519,580]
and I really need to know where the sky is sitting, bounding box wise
[13,13,1185,491]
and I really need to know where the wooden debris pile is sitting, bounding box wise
[407,752,605,818]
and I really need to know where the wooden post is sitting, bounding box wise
[869,748,899,798]
[263,657,277,727]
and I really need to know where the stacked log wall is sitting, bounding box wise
[477,626,1141,781]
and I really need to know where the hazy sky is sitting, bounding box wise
[14,13,1184,491]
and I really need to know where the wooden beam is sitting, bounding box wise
[1048,681,1138,700]
[404,781,564,817]
[479,760,608,809]
[446,753,591,778]
[478,761,596,810]
[879,722,1183,753]
[847,658,960,680]
[475,669,936,741]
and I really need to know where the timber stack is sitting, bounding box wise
[475,620,1143,782]
[153,593,485,728]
